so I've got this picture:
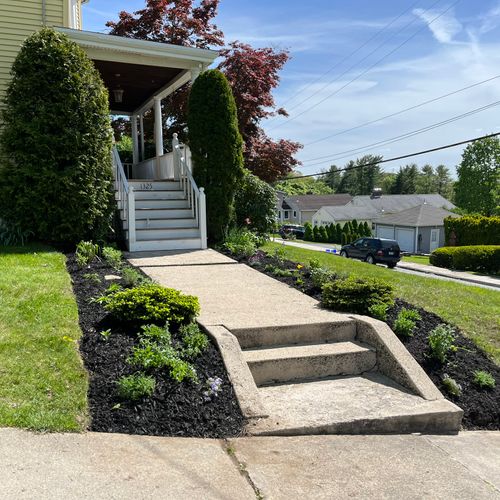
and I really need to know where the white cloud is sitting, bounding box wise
[413,7,462,43]
[478,2,500,34]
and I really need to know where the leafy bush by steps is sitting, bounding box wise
[223,227,259,258]
[321,276,394,315]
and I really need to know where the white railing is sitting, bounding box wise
[112,146,136,250]
[172,133,207,249]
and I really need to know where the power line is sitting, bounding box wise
[303,73,500,147]
[274,0,423,111]
[280,132,500,181]
[300,100,500,167]
[267,0,461,132]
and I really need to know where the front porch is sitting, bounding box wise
[58,28,218,251]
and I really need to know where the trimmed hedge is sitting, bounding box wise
[430,246,500,273]
[444,215,500,246]
[321,276,394,315]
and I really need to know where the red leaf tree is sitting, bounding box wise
[107,0,301,181]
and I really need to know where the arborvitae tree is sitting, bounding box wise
[365,221,372,236]
[304,222,313,241]
[327,223,335,242]
[319,225,328,242]
[313,225,321,241]
[351,219,358,232]
[341,232,347,245]
[335,223,342,243]
[188,69,244,242]
[0,28,114,244]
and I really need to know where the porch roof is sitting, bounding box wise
[56,28,219,114]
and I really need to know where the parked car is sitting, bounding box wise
[340,238,401,268]
[279,224,305,240]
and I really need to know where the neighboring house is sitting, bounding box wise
[276,193,353,224]
[372,204,460,253]
[0,1,218,251]
[312,205,376,227]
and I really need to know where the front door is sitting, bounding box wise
[430,228,440,252]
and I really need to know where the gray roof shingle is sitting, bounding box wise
[372,204,459,227]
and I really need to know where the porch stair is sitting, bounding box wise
[236,322,463,435]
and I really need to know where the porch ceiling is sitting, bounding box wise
[93,60,182,114]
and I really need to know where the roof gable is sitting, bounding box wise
[372,204,459,226]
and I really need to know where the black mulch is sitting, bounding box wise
[66,254,245,438]
[231,249,500,430]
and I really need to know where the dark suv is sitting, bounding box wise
[340,238,400,268]
[279,224,305,240]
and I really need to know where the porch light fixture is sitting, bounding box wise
[113,88,124,103]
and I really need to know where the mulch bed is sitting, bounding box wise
[232,249,500,430]
[66,254,245,438]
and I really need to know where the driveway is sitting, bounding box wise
[273,238,500,291]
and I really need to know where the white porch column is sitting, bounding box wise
[139,114,145,161]
[190,65,202,83]
[154,97,164,158]
[131,114,139,165]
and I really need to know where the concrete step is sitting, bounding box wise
[232,321,356,349]
[130,208,194,219]
[247,373,463,435]
[243,341,376,386]
[129,237,202,252]
[125,218,198,230]
[129,180,181,191]
[133,190,186,201]
[127,227,201,241]
[135,198,189,209]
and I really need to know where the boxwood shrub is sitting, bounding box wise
[321,276,394,315]
[444,215,500,246]
[430,245,500,273]
[102,284,200,326]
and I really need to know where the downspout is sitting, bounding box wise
[414,226,419,254]
[42,0,47,25]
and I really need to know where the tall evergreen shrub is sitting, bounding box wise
[187,70,244,243]
[0,28,114,244]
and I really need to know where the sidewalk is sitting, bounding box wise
[1,428,498,499]
[274,238,500,290]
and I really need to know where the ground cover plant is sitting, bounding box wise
[224,242,500,429]
[66,248,244,437]
[261,242,500,364]
[0,245,88,431]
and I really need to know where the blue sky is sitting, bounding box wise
[83,1,500,176]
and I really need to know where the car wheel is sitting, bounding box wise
[366,255,375,265]
[387,262,396,269]
[340,250,348,258]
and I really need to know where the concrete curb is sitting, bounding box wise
[201,323,268,420]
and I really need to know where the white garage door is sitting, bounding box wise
[395,228,415,253]
[377,226,394,239]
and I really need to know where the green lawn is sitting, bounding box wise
[263,242,500,365]
[401,255,430,265]
[0,245,88,431]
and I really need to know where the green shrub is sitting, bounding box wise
[321,276,394,315]
[313,225,320,242]
[223,227,258,258]
[101,284,200,326]
[442,374,462,397]
[473,370,496,389]
[188,70,244,243]
[304,222,314,241]
[139,324,171,342]
[310,266,335,288]
[308,258,321,270]
[75,241,99,267]
[319,226,328,242]
[393,316,416,337]
[444,215,500,246]
[430,245,500,273]
[116,136,133,164]
[341,232,347,245]
[180,323,209,359]
[0,28,114,244]
[117,373,156,401]
[102,246,122,270]
[121,267,146,287]
[428,324,456,363]
[83,272,101,285]
[398,308,421,322]
[234,172,276,234]
[368,302,388,322]
[0,221,33,246]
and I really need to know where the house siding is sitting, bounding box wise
[0,0,67,129]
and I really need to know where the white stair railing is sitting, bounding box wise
[112,146,136,250]
[172,133,207,249]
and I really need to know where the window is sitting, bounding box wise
[293,211,297,218]
[284,211,289,219]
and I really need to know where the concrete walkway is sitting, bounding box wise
[1,428,499,499]
[273,238,500,290]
